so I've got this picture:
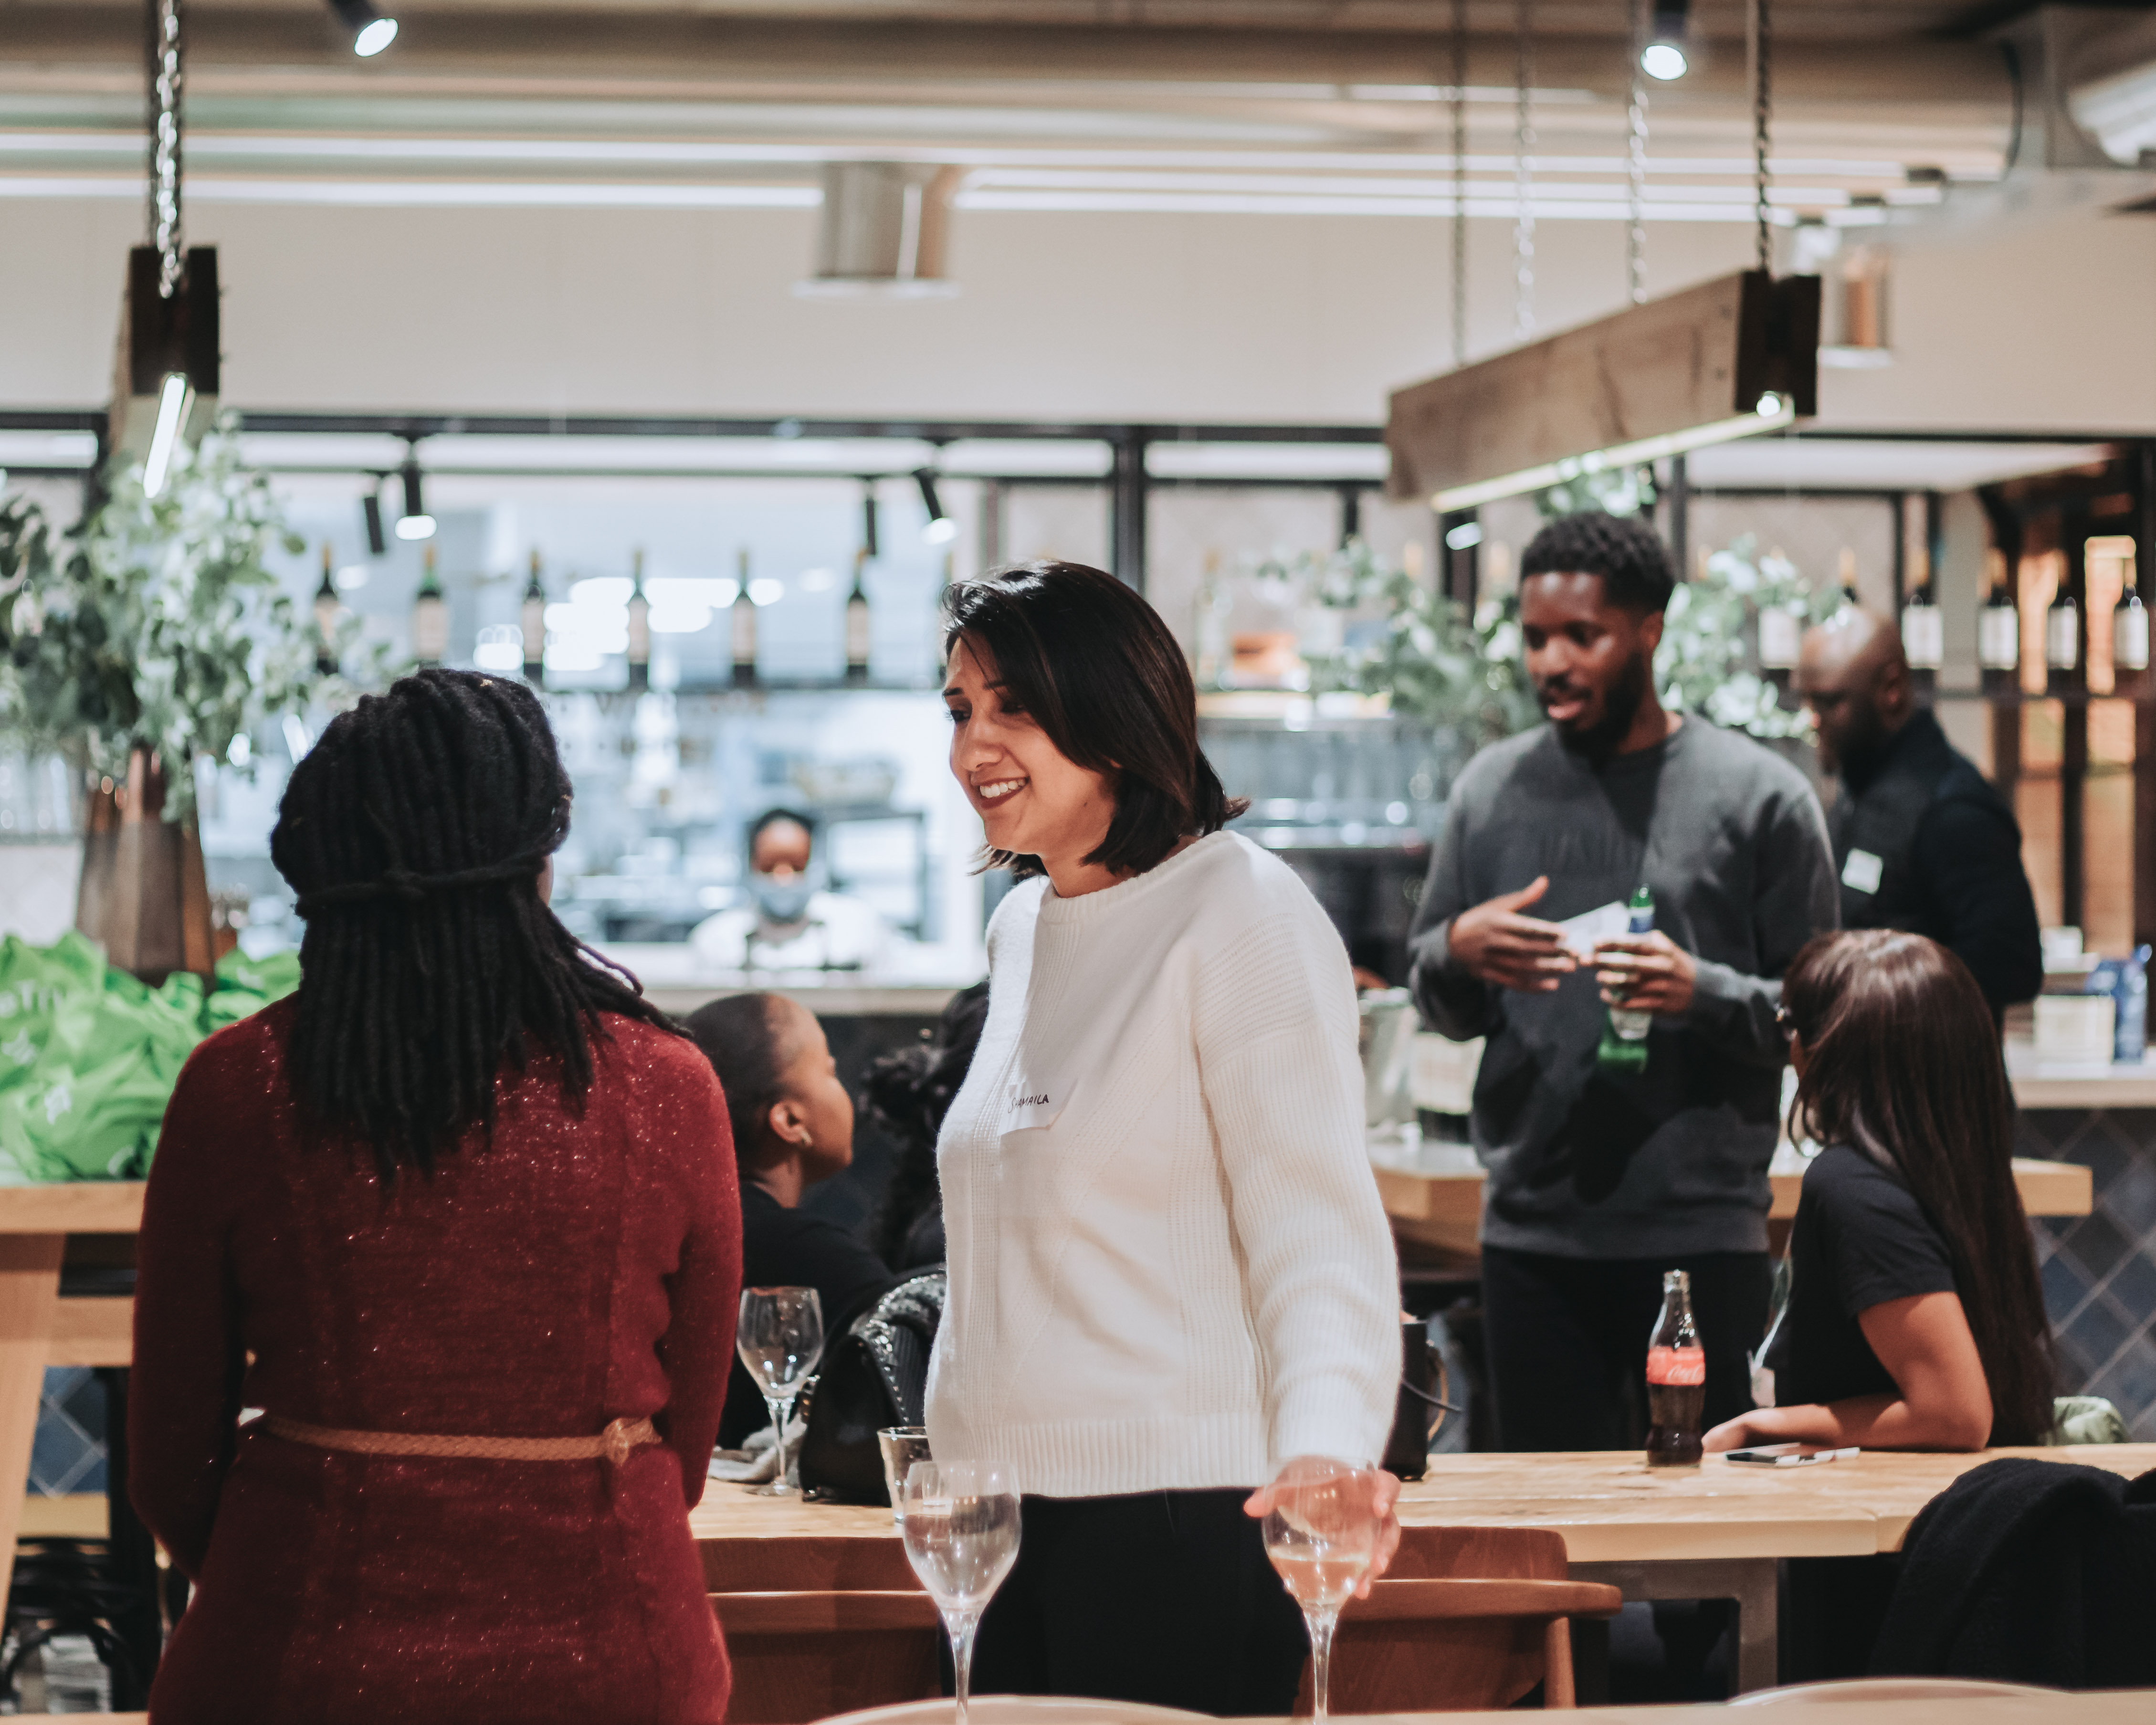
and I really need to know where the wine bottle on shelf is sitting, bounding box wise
[627,548,652,694]
[732,547,759,688]
[1901,578,1943,693]
[411,544,449,668]
[1837,547,1860,607]
[1979,552,2019,696]
[2046,581,2080,692]
[1194,550,1228,690]
[2114,568,2149,693]
[845,548,872,686]
[521,551,547,685]
[1756,603,1802,684]
[313,544,341,676]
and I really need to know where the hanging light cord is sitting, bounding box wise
[150,0,185,299]
[1451,0,1468,368]
[1626,0,1650,305]
[1513,0,1535,343]
[1751,0,1773,275]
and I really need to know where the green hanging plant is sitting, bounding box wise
[1656,534,1839,741]
[0,420,382,819]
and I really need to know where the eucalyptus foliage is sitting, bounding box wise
[0,424,371,819]
[1658,535,1840,741]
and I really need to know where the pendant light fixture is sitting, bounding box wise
[326,0,399,57]
[1641,0,1692,81]
[395,440,435,541]
[915,468,957,545]
[116,0,218,497]
[1385,0,1812,514]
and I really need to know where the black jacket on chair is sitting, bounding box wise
[1872,1457,2156,1688]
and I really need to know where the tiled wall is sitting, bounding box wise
[29,1367,107,1498]
[2020,1106,2156,1439]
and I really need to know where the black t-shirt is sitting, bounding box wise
[1764,1144,1959,1410]
[719,1184,896,1449]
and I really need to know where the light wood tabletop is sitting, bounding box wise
[691,1444,2156,1573]
[1393,1444,2156,1564]
[1374,1157,2092,1256]
[1321,1697,2147,1725]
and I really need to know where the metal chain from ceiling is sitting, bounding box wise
[1751,0,1774,275]
[149,0,185,298]
[1451,0,1468,368]
[1626,0,1650,305]
[1513,0,1535,343]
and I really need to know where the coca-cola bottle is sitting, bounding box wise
[1644,1269,1705,1467]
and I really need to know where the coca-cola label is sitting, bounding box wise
[1646,1345,1705,1386]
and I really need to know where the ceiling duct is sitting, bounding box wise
[797,163,962,299]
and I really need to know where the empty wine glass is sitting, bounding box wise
[1263,1460,1384,1725]
[736,1287,823,1498]
[900,1460,1021,1725]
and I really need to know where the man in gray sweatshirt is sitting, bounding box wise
[1409,512,1837,1452]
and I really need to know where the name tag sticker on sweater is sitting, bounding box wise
[1842,849,1884,894]
[1001,1080,1069,1133]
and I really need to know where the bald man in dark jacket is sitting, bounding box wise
[1795,609,2042,1019]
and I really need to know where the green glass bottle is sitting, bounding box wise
[1596,883,1654,1075]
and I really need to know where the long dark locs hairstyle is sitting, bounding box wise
[270,670,678,1177]
[1781,929,2055,1444]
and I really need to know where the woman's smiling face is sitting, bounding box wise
[944,635,1117,876]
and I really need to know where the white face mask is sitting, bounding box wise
[749,871,818,925]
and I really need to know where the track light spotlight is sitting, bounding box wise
[1641,0,1691,81]
[362,479,388,556]
[395,454,435,541]
[327,0,399,57]
[915,469,956,545]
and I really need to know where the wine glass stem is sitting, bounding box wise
[1307,1608,1338,1725]
[766,1394,796,1490]
[948,1610,979,1725]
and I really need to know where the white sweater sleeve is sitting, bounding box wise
[1192,905,1400,1470]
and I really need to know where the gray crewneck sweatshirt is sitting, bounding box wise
[1409,719,1837,1260]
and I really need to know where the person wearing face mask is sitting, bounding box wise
[1407,512,1839,1454]
[932,561,1401,1715]
[1794,607,2041,1024]
[684,991,895,1450]
[689,808,889,973]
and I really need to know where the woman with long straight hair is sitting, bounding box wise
[1707,927,2053,1452]
[130,671,741,1725]
[928,561,1402,1715]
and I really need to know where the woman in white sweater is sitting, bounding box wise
[926,560,1402,1714]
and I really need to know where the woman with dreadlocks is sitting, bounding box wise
[129,671,740,1725]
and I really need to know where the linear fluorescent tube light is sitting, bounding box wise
[142,372,192,498]
[395,457,435,540]
[1432,392,1794,513]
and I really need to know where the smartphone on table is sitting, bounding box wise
[1722,1443,1859,1466]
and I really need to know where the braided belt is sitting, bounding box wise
[262,1412,660,1468]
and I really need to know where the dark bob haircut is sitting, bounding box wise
[1520,511,1676,615]
[942,560,1246,879]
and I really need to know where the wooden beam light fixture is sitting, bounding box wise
[1384,268,1820,513]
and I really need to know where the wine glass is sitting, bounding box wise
[736,1287,824,1498]
[1263,1460,1384,1725]
[899,1460,1021,1725]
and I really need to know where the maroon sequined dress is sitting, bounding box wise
[129,1001,741,1725]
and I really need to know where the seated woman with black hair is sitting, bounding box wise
[684,993,896,1449]
[1706,928,2055,1454]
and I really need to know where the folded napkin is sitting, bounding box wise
[708,1418,805,1485]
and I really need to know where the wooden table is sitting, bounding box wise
[0,1183,146,1615]
[690,1445,2156,1696]
[1375,1153,2093,1257]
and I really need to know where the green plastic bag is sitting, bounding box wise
[0,935,304,1182]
